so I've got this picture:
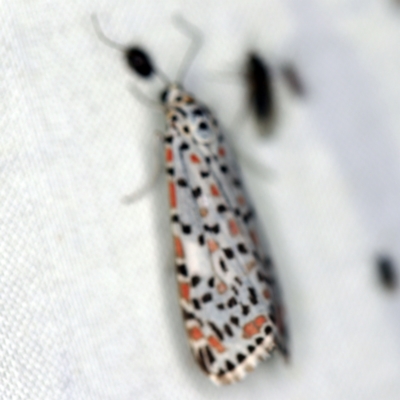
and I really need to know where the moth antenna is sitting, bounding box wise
[172,15,203,83]
[91,14,170,86]
[91,14,125,51]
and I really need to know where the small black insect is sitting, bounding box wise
[376,254,397,290]
[244,52,276,135]
[280,63,305,97]
[91,14,174,85]
[125,47,155,78]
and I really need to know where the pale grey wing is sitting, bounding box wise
[168,127,279,385]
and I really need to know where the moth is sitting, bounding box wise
[92,15,289,385]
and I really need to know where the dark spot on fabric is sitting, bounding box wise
[176,96,182,102]
[230,316,239,326]
[171,115,178,123]
[376,254,397,289]
[237,353,246,363]
[164,136,174,143]
[217,369,225,376]
[205,156,211,164]
[208,277,215,287]
[234,208,241,217]
[220,165,228,174]
[171,215,179,223]
[248,345,255,353]
[217,303,225,310]
[200,171,210,178]
[166,167,175,176]
[183,126,190,133]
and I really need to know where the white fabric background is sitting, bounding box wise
[1,0,400,398]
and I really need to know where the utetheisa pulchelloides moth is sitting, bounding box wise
[92,15,289,385]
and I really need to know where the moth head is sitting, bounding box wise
[160,83,191,106]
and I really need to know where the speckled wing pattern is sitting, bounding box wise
[163,87,289,385]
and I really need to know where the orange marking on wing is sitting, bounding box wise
[190,153,201,164]
[250,230,258,245]
[169,181,177,208]
[208,336,226,353]
[246,260,256,272]
[263,289,271,299]
[174,236,184,259]
[165,147,173,163]
[237,195,246,206]
[188,326,203,341]
[228,219,239,236]
[200,207,208,217]
[254,315,267,329]
[218,147,226,157]
[217,282,227,294]
[207,240,219,253]
[210,184,220,197]
[180,283,190,301]
[243,322,258,339]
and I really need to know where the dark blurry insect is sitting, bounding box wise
[92,16,289,385]
[280,63,305,97]
[244,52,276,135]
[376,254,397,290]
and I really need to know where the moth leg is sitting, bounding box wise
[128,84,165,111]
[122,131,164,204]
